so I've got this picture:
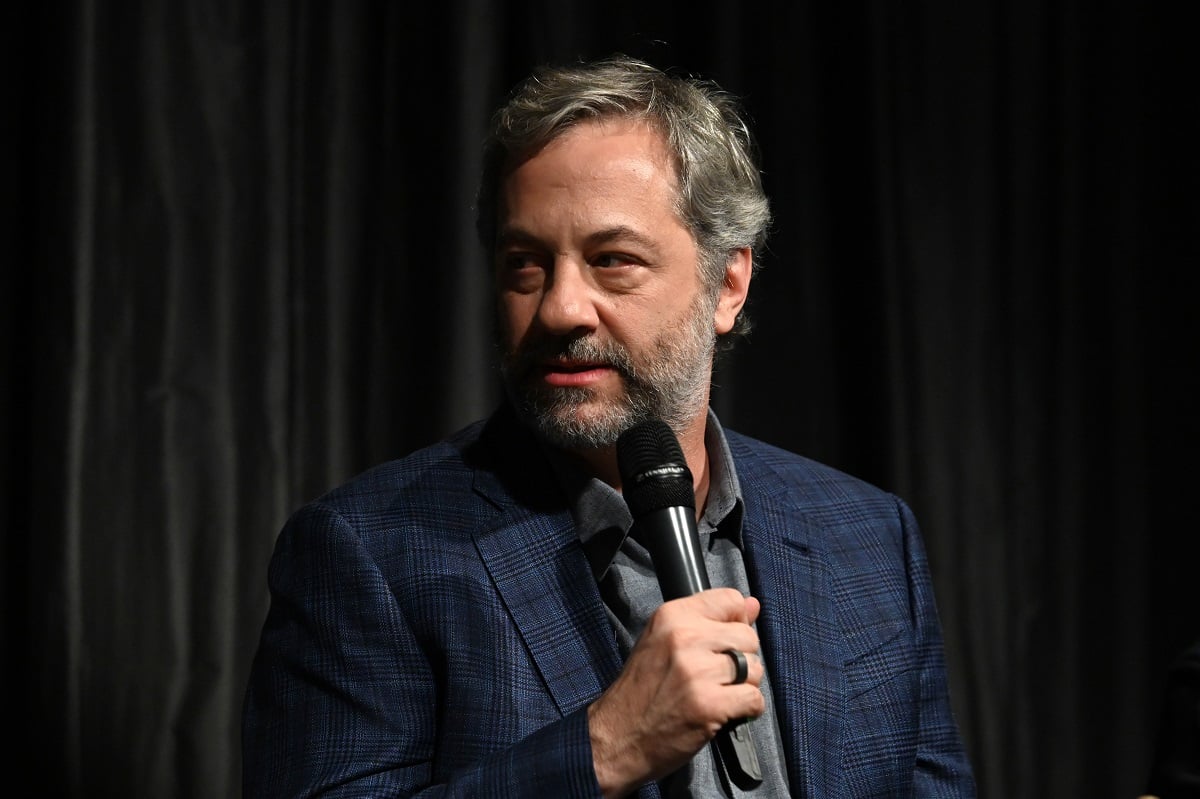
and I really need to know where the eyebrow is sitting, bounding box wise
[583,225,659,252]
[496,224,660,253]
[495,226,543,250]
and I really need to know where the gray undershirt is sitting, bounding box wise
[553,411,791,797]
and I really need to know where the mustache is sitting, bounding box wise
[503,333,637,381]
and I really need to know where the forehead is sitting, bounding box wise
[508,116,678,185]
[498,118,685,225]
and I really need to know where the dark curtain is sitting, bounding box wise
[5,2,1195,797]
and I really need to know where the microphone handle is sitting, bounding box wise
[646,507,711,598]
[636,509,764,790]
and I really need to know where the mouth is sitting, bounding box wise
[533,358,616,388]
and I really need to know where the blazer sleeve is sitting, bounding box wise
[241,501,604,798]
[899,497,978,797]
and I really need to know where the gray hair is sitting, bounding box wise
[476,54,772,347]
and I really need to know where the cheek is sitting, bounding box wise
[497,294,535,344]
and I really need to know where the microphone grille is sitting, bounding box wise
[616,419,695,516]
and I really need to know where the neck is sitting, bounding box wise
[559,411,712,516]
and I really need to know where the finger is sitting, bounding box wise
[722,649,749,685]
[656,591,761,632]
[678,588,757,623]
[727,682,767,720]
[714,649,764,687]
[743,595,761,624]
[649,592,760,655]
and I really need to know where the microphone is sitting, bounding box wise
[616,419,762,791]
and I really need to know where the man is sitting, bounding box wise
[242,55,976,797]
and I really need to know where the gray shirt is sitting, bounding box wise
[553,411,792,797]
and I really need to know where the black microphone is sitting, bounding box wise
[616,419,762,791]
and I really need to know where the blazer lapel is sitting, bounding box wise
[474,506,662,799]
[467,409,623,718]
[475,498,624,716]
[740,478,844,798]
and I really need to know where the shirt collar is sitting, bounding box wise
[549,409,745,581]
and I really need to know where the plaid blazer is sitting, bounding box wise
[242,405,975,797]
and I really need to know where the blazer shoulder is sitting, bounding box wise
[724,428,901,515]
[316,418,488,515]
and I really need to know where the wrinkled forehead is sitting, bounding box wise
[507,113,677,175]
[496,116,685,220]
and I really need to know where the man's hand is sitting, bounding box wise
[587,588,765,798]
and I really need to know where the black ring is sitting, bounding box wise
[724,649,748,685]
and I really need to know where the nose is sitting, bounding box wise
[535,259,599,335]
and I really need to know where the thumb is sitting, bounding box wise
[744,595,761,625]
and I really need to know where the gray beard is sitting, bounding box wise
[499,291,717,451]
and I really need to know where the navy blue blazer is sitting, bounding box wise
[243,406,975,797]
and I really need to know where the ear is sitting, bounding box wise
[713,248,753,335]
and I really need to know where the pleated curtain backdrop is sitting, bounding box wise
[4,2,1195,797]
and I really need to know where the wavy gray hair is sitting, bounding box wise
[476,54,772,348]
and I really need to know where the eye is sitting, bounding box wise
[498,251,546,291]
[502,252,537,270]
[591,252,638,269]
